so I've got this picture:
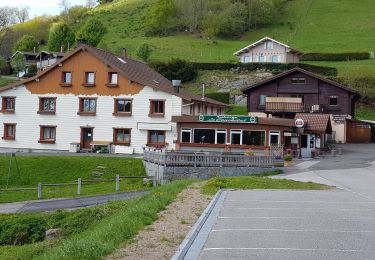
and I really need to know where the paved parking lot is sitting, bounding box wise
[184,189,375,260]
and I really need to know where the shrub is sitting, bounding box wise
[301,52,370,61]
[205,92,230,104]
[284,154,293,161]
[150,58,198,82]
[76,18,107,47]
[136,43,152,62]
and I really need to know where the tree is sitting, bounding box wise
[147,0,179,36]
[10,53,26,79]
[59,0,72,23]
[0,56,7,76]
[86,0,97,8]
[76,18,106,46]
[15,6,30,23]
[13,35,39,53]
[48,22,76,52]
[0,6,16,29]
[136,43,152,62]
[97,0,114,4]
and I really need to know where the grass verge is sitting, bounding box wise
[201,170,331,195]
[0,179,195,259]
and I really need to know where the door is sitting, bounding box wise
[269,131,280,146]
[81,128,93,149]
[301,134,315,158]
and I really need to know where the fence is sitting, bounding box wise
[0,175,155,200]
[143,151,275,168]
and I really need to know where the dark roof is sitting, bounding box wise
[0,45,228,107]
[241,67,358,95]
[295,113,332,133]
[172,115,294,127]
[11,51,38,59]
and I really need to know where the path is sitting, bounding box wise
[0,190,149,213]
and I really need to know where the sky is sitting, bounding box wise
[0,0,88,18]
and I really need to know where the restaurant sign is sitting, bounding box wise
[199,115,259,124]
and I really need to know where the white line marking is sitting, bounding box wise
[225,200,375,204]
[223,207,375,211]
[219,216,375,220]
[203,248,375,253]
[211,228,375,233]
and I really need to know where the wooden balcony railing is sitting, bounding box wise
[265,102,306,113]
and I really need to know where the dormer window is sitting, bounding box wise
[108,72,118,86]
[61,72,72,86]
[291,78,306,84]
[84,72,95,87]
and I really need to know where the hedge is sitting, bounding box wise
[300,52,370,61]
[205,92,230,104]
[190,62,338,77]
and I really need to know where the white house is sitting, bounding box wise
[0,44,228,154]
[234,37,303,64]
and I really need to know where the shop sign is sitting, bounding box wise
[199,115,258,124]
[295,118,305,128]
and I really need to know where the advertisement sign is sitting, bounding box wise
[198,115,259,124]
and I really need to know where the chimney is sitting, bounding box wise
[60,45,65,53]
[172,80,181,93]
[122,48,127,58]
[201,83,205,100]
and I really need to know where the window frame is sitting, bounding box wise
[2,123,16,140]
[107,72,119,87]
[148,130,166,146]
[291,77,306,84]
[83,72,96,87]
[1,97,16,113]
[181,128,192,143]
[215,129,227,144]
[230,129,242,145]
[113,128,131,145]
[258,55,265,62]
[266,41,273,50]
[269,131,281,146]
[78,97,97,116]
[149,99,165,117]
[38,97,57,115]
[61,71,72,86]
[242,130,266,146]
[39,125,57,144]
[113,98,132,116]
[329,96,338,106]
[259,94,267,106]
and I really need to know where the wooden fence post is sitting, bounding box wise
[116,175,120,192]
[37,182,42,200]
[77,178,82,195]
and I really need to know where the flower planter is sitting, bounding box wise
[284,160,293,167]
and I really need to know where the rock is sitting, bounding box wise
[45,228,62,240]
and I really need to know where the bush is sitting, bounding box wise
[150,58,198,82]
[301,52,370,61]
[284,154,293,161]
[205,92,230,104]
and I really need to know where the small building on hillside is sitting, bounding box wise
[234,37,303,64]
[10,51,39,78]
[0,44,228,154]
[36,51,65,71]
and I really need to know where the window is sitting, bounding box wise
[291,78,306,84]
[181,128,192,143]
[2,123,16,140]
[266,41,273,50]
[78,98,97,115]
[84,72,95,86]
[62,72,72,85]
[230,130,242,145]
[259,95,267,106]
[194,129,215,144]
[148,130,166,145]
[272,55,279,63]
[149,100,165,116]
[1,97,15,112]
[329,96,338,106]
[243,56,251,63]
[258,55,265,62]
[269,131,280,146]
[114,99,132,115]
[108,72,118,86]
[113,128,131,145]
[216,129,227,144]
[39,126,56,143]
[38,97,56,114]
[243,131,266,146]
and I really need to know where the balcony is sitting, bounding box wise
[265,97,306,113]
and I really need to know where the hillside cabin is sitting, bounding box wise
[234,37,303,64]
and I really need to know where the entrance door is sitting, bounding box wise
[301,134,315,158]
[81,128,93,149]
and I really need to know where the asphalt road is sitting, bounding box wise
[181,143,375,260]
[0,190,150,213]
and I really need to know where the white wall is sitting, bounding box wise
[0,85,182,154]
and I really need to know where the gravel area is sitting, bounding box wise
[107,182,212,260]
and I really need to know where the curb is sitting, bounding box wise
[171,189,225,260]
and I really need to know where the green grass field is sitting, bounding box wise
[0,77,16,88]
[0,156,148,203]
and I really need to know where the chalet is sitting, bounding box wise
[234,37,303,64]
[0,44,227,154]
[36,51,65,71]
[10,51,39,78]
[241,67,373,144]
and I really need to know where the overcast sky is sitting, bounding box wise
[0,0,88,18]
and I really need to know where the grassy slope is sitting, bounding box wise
[0,77,17,88]
[0,156,147,203]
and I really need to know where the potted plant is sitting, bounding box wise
[283,154,293,167]
[244,149,255,156]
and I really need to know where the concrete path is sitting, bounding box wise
[0,190,149,213]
